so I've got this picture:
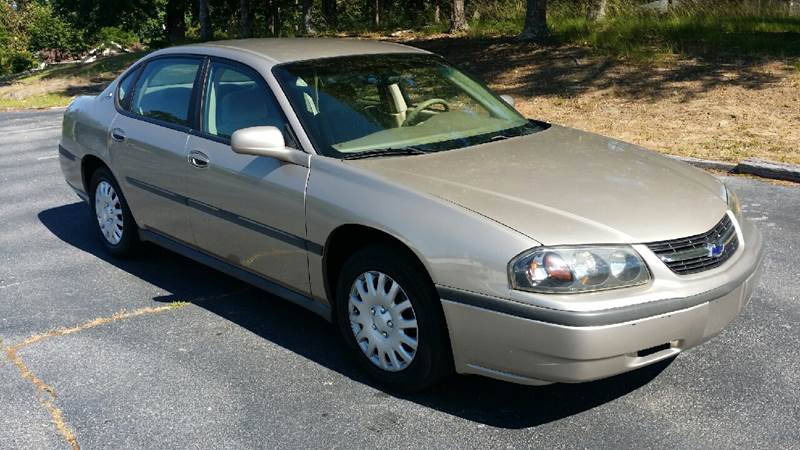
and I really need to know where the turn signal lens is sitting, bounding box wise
[725,185,742,220]
[510,246,650,294]
[528,252,573,283]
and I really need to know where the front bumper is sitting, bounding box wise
[439,215,765,385]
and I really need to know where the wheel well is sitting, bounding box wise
[323,225,434,306]
[81,155,107,194]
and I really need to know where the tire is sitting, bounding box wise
[89,166,140,257]
[335,244,452,392]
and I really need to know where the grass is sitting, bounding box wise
[550,12,800,61]
[0,52,143,110]
[438,0,800,61]
[14,51,142,84]
[0,9,797,165]
[0,92,73,109]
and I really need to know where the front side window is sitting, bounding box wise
[129,58,201,127]
[202,61,286,140]
[273,54,541,158]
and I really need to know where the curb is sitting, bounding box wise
[668,155,737,172]
[669,155,800,183]
[733,158,800,184]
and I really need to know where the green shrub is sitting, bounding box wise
[26,4,86,56]
[0,49,39,76]
[96,27,140,49]
[0,1,28,53]
[9,50,39,73]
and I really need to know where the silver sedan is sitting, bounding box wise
[59,38,764,391]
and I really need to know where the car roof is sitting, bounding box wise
[172,38,430,64]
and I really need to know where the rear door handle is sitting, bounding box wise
[111,128,126,142]
[188,150,210,169]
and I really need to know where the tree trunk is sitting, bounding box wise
[322,0,337,29]
[166,0,187,43]
[450,0,468,32]
[434,0,441,23]
[240,0,252,38]
[586,0,607,21]
[410,0,424,23]
[302,0,315,33]
[519,0,548,42]
[264,0,273,35]
[372,0,381,28]
[264,0,281,36]
[198,0,212,41]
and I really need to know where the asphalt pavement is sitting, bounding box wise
[1,109,799,449]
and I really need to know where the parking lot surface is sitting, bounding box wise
[1,109,799,449]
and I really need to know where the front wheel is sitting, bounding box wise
[335,244,452,391]
[89,167,140,257]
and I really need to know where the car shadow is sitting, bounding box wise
[39,201,673,429]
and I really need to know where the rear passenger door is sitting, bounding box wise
[109,56,202,243]
[183,59,312,294]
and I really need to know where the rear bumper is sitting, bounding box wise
[59,143,87,202]
[439,216,765,385]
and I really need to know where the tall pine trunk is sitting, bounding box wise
[166,0,187,43]
[371,0,381,29]
[198,0,212,41]
[450,0,468,32]
[322,0,337,29]
[519,0,548,41]
[240,0,252,38]
[264,0,281,36]
[302,0,315,33]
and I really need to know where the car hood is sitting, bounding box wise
[347,125,727,245]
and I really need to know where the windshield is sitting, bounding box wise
[273,53,542,158]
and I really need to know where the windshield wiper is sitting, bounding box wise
[483,122,546,144]
[341,146,428,160]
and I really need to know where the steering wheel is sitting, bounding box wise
[402,98,450,126]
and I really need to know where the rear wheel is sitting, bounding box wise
[89,167,139,257]
[335,244,452,391]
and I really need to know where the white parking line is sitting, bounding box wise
[2,125,61,135]
[37,154,59,160]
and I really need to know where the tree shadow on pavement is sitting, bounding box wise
[39,201,672,430]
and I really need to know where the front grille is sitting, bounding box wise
[646,215,739,275]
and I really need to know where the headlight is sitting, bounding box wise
[725,185,742,220]
[509,246,651,294]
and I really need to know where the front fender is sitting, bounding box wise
[305,156,539,303]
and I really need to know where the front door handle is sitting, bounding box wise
[111,128,126,142]
[188,150,210,169]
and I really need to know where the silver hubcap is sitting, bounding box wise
[95,181,123,245]
[348,271,418,372]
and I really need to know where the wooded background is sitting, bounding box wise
[1,0,798,75]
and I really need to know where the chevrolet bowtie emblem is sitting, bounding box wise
[706,241,725,258]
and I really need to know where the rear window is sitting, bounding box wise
[116,66,141,111]
[129,58,201,127]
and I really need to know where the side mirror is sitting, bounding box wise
[231,126,308,167]
[500,94,515,108]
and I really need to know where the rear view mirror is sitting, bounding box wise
[500,94,515,108]
[231,126,308,167]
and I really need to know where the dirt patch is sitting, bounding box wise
[408,37,800,165]
[1,40,798,164]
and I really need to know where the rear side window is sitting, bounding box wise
[116,66,140,111]
[130,58,201,127]
[202,61,286,140]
